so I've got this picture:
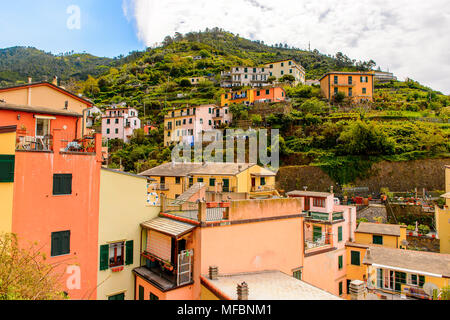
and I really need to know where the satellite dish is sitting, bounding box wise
[423,282,439,297]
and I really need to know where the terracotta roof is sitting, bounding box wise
[141,217,196,238]
[139,162,256,177]
[287,191,333,198]
[202,270,341,300]
[0,81,93,106]
[0,102,82,117]
[363,245,450,277]
[356,222,402,237]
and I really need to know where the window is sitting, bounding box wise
[115,119,119,124]
[51,231,70,257]
[139,286,144,300]
[338,226,343,242]
[281,62,284,67]
[281,71,284,75]
[209,120,212,126]
[198,178,204,183]
[293,270,302,280]
[64,101,69,109]
[189,177,194,187]
[109,242,124,267]
[257,91,260,96]
[189,118,193,124]
[106,128,110,134]
[183,119,186,125]
[334,76,338,84]
[270,64,273,69]
[115,129,119,134]
[339,282,343,296]
[0,155,15,183]
[290,69,293,74]
[338,255,343,270]
[313,198,325,208]
[348,76,353,84]
[348,88,353,97]
[373,235,383,245]
[408,274,418,286]
[200,119,203,124]
[209,178,216,187]
[108,293,125,300]
[53,174,72,195]
[351,251,360,266]
[107,119,111,124]
[266,89,270,95]
[36,118,50,137]
[150,293,159,300]
[347,280,351,294]
[260,177,266,186]
[362,88,367,94]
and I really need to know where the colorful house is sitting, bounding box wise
[96,168,160,300]
[134,197,305,300]
[139,162,277,200]
[320,72,375,103]
[0,122,102,299]
[163,104,231,147]
[264,60,306,86]
[220,87,286,107]
[354,222,408,249]
[287,191,357,298]
[220,67,270,88]
[101,106,141,143]
[436,165,450,254]
[363,245,450,300]
[0,80,93,137]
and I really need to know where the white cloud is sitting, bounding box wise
[123,0,450,93]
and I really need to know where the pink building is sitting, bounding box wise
[164,104,232,146]
[102,107,141,143]
[287,191,357,298]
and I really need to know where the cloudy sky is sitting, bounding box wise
[124,0,450,94]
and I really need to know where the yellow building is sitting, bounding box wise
[320,72,375,103]
[436,165,450,254]
[264,60,306,86]
[0,80,93,137]
[97,168,160,300]
[0,125,17,233]
[354,222,407,249]
[220,89,255,107]
[139,162,277,200]
[364,245,450,299]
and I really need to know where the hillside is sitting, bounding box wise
[0,46,119,86]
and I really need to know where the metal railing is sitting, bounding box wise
[305,235,331,250]
[206,207,227,222]
[305,211,330,221]
[16,136,52,151]
[251,185,275,192]
[332,212,344,221]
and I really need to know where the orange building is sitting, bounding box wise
[0,103,102,299]
[0,80,93,138]
[220,87,286,107]
[133,198,305,300]
[320,72,375,103]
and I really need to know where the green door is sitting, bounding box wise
[313,226,322,242]
[223,179,230,192]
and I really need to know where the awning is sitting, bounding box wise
[34,115,56,120]
[141,217,196,239]
[440,192,450,199]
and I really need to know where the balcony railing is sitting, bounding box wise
[251,185,275,192]
[333,82,355,87]
[305,235,332,250]
[332,212,344,221]
[16,136,52,152]
[305,211,330,221]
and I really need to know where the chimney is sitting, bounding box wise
[52,76,58,86]
[349,280,366,300]
[209,266,219,280]
[237,282,249,300]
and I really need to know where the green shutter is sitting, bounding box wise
[62,231,70,255]
[351,251,360,266]
[125,240,134,265]
[0,155,15,183]
[139,285,144,300]
[339,282,343,296]
[53,174,72,195]
[338,255,343,269]
[338,227,343,242]
[51,232,61,257]
[100,244,109,271]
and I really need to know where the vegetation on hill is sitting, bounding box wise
[0,46,120,86]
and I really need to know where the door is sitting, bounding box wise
[251,178,256,190]
[304,197,310,211]
[36,118,50,138]
[223,179,230,192]
[395,272,406,292]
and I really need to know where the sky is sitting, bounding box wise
[0,0,449,94]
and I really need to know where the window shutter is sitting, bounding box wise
[351,251,360,266]
[0,155,15,183]
[62,231,70,255]
[99,244,109,271]
[338,227,343,242]
[51,232,60,257]
[338,255,343,269]
[125,240,134,265]
[139,285,144,300]
[419,275,425,287]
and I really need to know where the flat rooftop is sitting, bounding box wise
[203,270,341,300]
[287,191,333,198]
[356,222,402,237]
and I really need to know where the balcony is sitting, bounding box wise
[251,185,276,192]
[332,82,355,87]
[162,199,229,222]
[304,211,344,222]
[154,183,170,191]
[16,136,52,152]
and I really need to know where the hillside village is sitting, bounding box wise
[0,29,449,301]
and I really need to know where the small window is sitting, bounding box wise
[107,119,111,124]
[313,198,325,208]
[351,251,360,266]
[293,270,302,280]
[260,177,266,186]
[338,255,343,270]
[348,88,353,97]
[209,178,216,187]
[139,285,144,300]
[281,62,284,67]
[189,118,193,124]
[338,226,343,242]
[266,89,270,95]
[373,235,383,245]
[115,119,119,124]
[257,91,261,96]
[362,88,367,94]
[339,282,343,296]
[198,178,204,183]
[176,177,181,184]
[150,293,159,300]
[51,231,70,257]
[53,174,72,195]
[107,129,110,134]
[109,242,125,268]
[115,128,119,134]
